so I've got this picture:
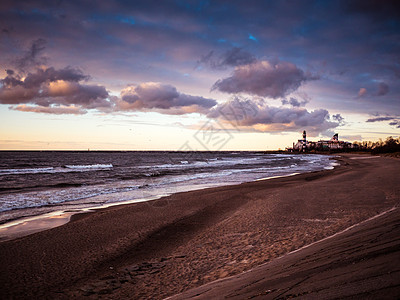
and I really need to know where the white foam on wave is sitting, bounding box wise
[0,183,140,213]
[324,161,340,170]
[64,164,113,169]
[0,164,113,176]
[141,156,275,170]
[0,167,55,175]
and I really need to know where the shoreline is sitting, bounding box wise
[0,194,167,242]
[0,154,338,241]
[0,154,398,299]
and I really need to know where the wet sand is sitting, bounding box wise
[0,154,399,299]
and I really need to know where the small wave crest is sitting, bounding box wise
[0,167,54,175]
[0,164,113,176]
[63,164,113,169]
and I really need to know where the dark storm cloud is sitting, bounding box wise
[117,82,217,115]
[208,97,340,135]
[212,60,316,98]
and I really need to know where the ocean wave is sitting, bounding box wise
[144,171,162,177]
[0,153,336,220]
[0,164,113,176]
[0,183,140,213]
[0,167,55,175]
[141,156,271,170]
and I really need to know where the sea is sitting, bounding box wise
[0,151,337,225]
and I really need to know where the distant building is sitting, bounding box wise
[287,131,358,152]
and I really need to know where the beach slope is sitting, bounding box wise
[169,207,400,299]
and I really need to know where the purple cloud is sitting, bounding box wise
[212,60,316,98]
[281,97,308,107]
[366,115,400,128]
[366,116,395,122]
[117,82,217,115]
[208,97,340,135]
[1,67,220,115]
[332,113,345,124]
[388,121,400,128]
[0,67,111,113]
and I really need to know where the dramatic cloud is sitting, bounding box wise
[208,97,340,135]
[117,82,217,115]
[197,47,256,69]
[1,68,220,115]
[0,67,111,113]
[0,0,399,144]
[377,82,389,96]
[212,60,316,98]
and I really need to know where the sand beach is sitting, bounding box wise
[0,154,399,299]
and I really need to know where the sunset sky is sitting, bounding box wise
[1,0,399,150]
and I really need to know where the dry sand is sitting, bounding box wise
[169,207,400,299]
[0,154,399,299]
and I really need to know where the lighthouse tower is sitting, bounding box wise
[302,130,307,152]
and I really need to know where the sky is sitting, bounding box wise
[0,0,399,150]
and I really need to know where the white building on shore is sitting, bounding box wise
[287,131,358,152]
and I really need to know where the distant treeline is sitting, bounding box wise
[354,136,400,154]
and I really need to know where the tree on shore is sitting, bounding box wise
[354,136,400,154]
